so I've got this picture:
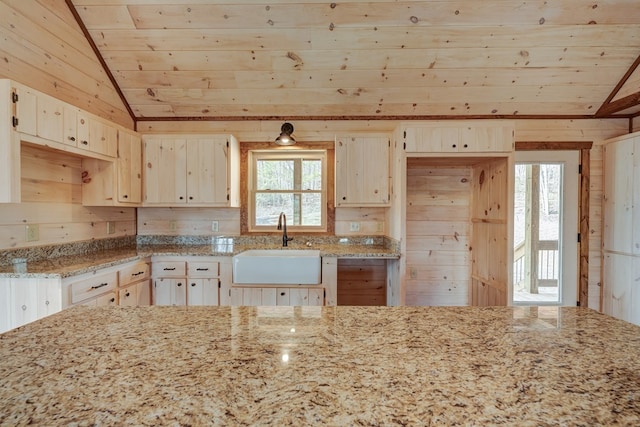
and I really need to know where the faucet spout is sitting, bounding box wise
[277,212,294,247]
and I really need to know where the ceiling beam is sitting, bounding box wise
[64,0,136,125]
[596,53,640,117]
[596,91,640,117]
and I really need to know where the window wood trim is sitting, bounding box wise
[240,141,335,236]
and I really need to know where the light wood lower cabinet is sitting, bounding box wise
[152,257,221,306]
[0,278,62,333]
[230,287,324,306]
[118,259,151,306]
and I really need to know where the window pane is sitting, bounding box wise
[301,193,322,226]
[257,160,294,190]
[255,193,294,226]
[302,160,322,190]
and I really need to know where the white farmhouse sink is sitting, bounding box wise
[232,249,321,285]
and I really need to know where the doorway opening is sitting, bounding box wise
[513,151,579,306]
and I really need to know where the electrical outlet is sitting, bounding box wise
[106,221,116,235]
[409,267,418,279]
[376,222,384,232]
[211,221,219,232]
[349,222,360,232]
[169,220,177,231]
[25,224,39,242]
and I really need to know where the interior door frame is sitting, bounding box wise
[515,141,593,307]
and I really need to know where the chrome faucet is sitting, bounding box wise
[277,212,294,247]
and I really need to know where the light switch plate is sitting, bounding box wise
[211,221,219,232]
[106,221,116,235]
[26,224,39,242]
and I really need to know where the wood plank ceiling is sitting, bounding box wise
[67,0,640,121]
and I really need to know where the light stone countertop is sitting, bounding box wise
[1,305,639,425]
[0,241,399,278]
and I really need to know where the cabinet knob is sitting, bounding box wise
[342,196,346,200]
[82,140,88,145]
[22,305,27,311]
[463,144,468,148]
[179,196,184,200]
[45,300,50,305]
[123,194,128,199]
[69,136,76,142]
[177,282,182,287]
[110,298,115,303]
[191,283,196,287]
[189,196,193,200]
[452,144,457,148]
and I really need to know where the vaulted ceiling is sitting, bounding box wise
[67,0,640,121]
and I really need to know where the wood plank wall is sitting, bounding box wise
[0,144,135,250]
[405,163,471,306]
[0,0,132,128]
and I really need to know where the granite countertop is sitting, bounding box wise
[1,305,639,425]
[0,239,399,278]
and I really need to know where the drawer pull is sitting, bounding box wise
[132,271,145,276]
[196,268,209,271]
[163,267,176,271]
[90,283,108,290]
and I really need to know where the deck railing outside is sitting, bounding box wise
[513,240,559,292]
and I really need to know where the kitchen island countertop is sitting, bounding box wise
[1,305,639,425]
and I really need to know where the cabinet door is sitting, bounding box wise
[95,292,117,307]
[603,139,635,253]
[136,279,152,306]
[404,127,460,152]
[335,136,390,206]
[118,130,142,204]
[36,279,62,319]
[119,285,138,307]
[144,138,188,204]
[154,278,186,306]
[63,105,79,147]
[187,278,219,306]
[36,96,64,143]
[89,119,118,157]
[634,137,640,256]
[186,138,229,204]
[13,85,37,135]
[0,280,12,333]
[11,279,39,328]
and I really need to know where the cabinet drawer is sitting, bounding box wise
[69,271,117,304]
[153,261,186,277]
[188,261,219,278]
[119,261,151,286]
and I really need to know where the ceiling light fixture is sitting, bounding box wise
[275,122,296,146]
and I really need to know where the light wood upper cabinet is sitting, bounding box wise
[144,137,187,204]
[81,128,143,207]
[117,129,142,204]
[143,134,239,207]
[335,135,390,207]
[403,122,514,153]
